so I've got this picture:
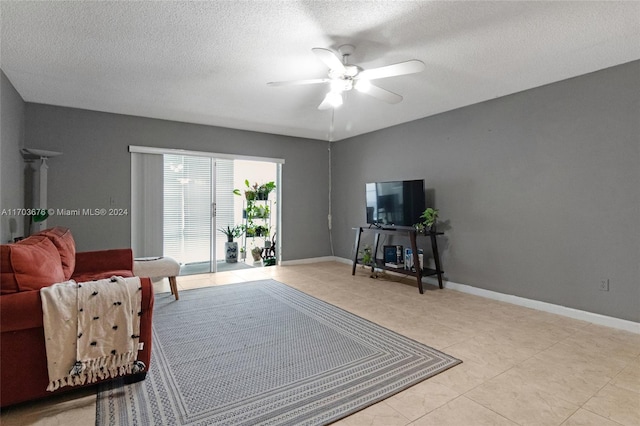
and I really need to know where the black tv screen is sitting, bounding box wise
[366,180,425,227]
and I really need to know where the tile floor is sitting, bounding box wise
[1,262,639,425]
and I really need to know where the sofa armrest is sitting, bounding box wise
[0,275,153,334]
[0,291,43,332]
[74,248,133,275]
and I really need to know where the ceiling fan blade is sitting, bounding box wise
[359,60,425,80]
[312,48,346,73]
[267,78,330,87]
[361,83,403,104]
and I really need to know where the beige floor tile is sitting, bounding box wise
[443,332,539,372]
[410,396,518,426]
[431,309,508,334]
[329,297,384,317]
[532,341,628,385]
[581,324,640,349]
[523,310,592,332]
[583,384,640,426]
[561,408,624,426]
[0,388,96,426]
[385,380,460,421]
[333,401,411,426]
[392,323,474,351]
[487,321,572,353]
[563,327,640,365]
[177,278,215,290]
[500,355,612,406]
[465,370,579,425]
[610,356,640,393]
[429,358,504,394]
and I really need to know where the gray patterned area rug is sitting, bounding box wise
[96,279,461,425]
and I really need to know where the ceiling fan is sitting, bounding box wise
[267,44,425,110]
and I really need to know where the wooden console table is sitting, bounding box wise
[351,225,444,294]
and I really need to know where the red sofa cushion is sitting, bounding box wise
[36,227,76,280]
[0,236,65,294]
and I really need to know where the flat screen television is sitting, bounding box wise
[366,179,425,227]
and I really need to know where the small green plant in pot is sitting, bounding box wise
[233,180,259,201]
[233,180,276,201]
[257,181,276,200]
[360,245,373,267]
[218,225,243,242]
[254,225,269,237]
[420,208,439,231]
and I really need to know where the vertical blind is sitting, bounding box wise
[131,153,163,258]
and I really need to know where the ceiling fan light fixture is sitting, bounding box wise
[324,91,343,108]
[355,78,371,93]
[330,79,345,92]
[344,65,359,77]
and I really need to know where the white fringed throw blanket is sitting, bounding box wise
[40,276,143,391]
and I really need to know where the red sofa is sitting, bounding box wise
[0,227,154,407]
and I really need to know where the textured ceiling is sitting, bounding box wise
[1,1,639,141]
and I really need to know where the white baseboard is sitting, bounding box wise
[322,257,640,334]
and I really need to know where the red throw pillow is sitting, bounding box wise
[0,236,65,293]
[37,227,76,280]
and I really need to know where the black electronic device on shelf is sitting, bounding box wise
[365,179,425,228]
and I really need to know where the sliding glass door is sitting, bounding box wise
[163,155,214,273]
[162,155,236,275]
[130,146,282,276]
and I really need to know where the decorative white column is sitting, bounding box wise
[20,148,62,234]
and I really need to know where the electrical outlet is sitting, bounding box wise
[599,279,609,291]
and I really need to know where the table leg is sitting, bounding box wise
[430,233,444,289]
[169,276,179,300]
[352,227,363,275]
[409,231,423,294]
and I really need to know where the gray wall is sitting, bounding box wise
[23,105,331,261]
[331,61,639,322]
[0,70,26,243]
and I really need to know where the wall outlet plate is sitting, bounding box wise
[599,279,609,291]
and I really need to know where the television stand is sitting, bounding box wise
[351,226,444,294]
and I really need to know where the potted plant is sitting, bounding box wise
[257,181,276,200]
[233,180,259,201]
[244,203,270,220]
[360,245,373,267]
[218,225,243,263]
[254,225,269,237]
[420,208,439,232]
[254,204,269,219]
[233,180,276,201]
